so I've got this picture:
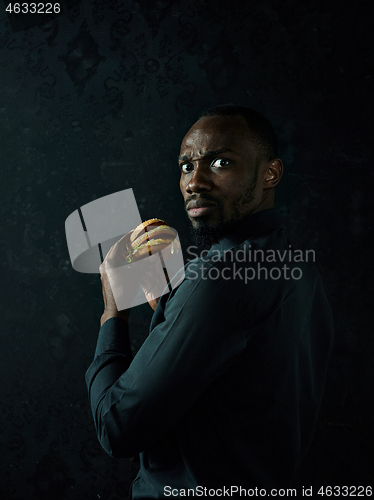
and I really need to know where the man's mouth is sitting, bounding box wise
[186,199,217,218]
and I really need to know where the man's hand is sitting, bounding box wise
[99,230,166,325]
[138,259,163,311]
[99,233,135,326]
[99,263,130,326]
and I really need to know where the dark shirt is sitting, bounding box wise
[86,209,334,498]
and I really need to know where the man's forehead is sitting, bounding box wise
[180,115,255,154]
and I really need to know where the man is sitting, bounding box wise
[86,105,334,498]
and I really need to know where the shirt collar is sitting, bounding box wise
[207,208,284,256]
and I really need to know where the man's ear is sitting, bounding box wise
[262,159,283,189]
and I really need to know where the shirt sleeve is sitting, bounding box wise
[85,260,268,459]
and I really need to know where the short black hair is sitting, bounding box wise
[198,104,278,162]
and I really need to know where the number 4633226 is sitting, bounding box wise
[6,3,61,14]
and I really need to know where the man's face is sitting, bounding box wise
[179,115,265,246]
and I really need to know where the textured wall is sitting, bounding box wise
[0,0,373,498]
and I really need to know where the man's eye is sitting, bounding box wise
[180,163,193,173]
[211,158,230,168]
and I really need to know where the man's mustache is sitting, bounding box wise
[184,195,222,211]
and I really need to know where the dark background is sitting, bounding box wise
[0,0,373,498]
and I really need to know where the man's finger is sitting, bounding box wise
[103,231,133,269]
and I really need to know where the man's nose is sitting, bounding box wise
[185,166,212,193]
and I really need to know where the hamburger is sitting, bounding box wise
[123,218,180,263]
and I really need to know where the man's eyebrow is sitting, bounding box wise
[178,148,234,162]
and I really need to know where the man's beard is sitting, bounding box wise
[187,179,257,249]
